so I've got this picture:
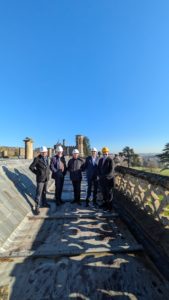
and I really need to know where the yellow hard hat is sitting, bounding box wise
[102,147,109,153]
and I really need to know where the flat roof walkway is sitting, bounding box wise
[0,174,169,299]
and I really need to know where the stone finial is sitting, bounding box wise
[23,137,34,159]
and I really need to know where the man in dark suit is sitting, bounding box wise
[98,147,114,211]
[67,149,85,205]
[50,145,67,206]
[29,146,50,214]
[84,147,99,207]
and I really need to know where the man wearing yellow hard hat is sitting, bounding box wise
[98,147,114,211]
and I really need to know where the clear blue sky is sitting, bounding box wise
[0,0,169,153]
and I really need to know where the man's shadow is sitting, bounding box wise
[2,166,36,212]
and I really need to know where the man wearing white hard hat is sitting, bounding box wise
[29,146,50,214]
[67,149,85,204]
[50,145,67,206]
[84,147,99,207]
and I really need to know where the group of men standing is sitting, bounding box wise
[29,146,114,214]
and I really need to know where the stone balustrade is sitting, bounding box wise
[114,166,169,227]
[113,166,169,279]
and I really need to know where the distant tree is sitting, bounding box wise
[122,146,140,168]
[143,158,149,168]
[156,143,169,170]
[146,159,158,172]
[98,151,101,158]
[119,152,124,157]
[83,136,91,156]
[132,154,141,167]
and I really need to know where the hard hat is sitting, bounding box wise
[72,149,79,154]
[56,145,63,152]
[40,146,48,153]
[102,147,109,154]
[91,147,97,152]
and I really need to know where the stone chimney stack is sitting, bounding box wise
[76,135,84,157]
[23,137,33,159]
[48,148,53,158]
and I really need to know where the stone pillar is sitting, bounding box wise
[48,148,53,158]
[23,138,33,159]
[19,147,25,158]
[67,147,70,156]
[2,150,8,158]
[76,135,84,157]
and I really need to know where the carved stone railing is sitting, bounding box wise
[114,166,169,227]
[114,166,169,279]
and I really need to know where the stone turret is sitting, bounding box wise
[48,148,53,158]
[23,137,33,159]
[76,135,84,157]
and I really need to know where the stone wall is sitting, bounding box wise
[63,145,74,156]
[115,166,169,226]
[114,166,169,263]
[0,147,25,158]
[0,160,52,248]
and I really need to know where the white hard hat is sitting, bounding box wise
[72,149,79,154]
[91,147,97,152]
[40,146,48,153]
[56,145,63,152]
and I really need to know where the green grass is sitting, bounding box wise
[132,167,169,176]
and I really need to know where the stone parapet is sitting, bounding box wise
[114,166,169,265]
[115,166,169,226]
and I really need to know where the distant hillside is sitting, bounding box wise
[138,153,159,157]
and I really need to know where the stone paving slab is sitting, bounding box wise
[0,253,169,300]
[0,203,142,257]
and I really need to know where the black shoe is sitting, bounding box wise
[86,199,89,207]
[99,203,107,209]
[71,200,77,204]
[35,207,40,215]
[107,203,113,211]
[42,203,50,208]
[103,205,109,211]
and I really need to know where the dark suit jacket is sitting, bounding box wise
[67,157,85,181]
[50,155,67,178]
[98,156,113,180]
[29,155,50,182]
[84,156,99,180]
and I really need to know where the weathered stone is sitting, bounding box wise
[23,137,33,159]
[76,134,84,157]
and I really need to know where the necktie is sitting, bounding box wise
[43,157,47,166]
[102,157,106,166]
[57,157,61,169]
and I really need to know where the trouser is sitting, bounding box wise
[55,174,64,204]
[35,181,48,208]
[86,177,98,202]
[72,180,81,203]
[99,177,114,208]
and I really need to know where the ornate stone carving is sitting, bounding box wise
[115,167,169,227]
